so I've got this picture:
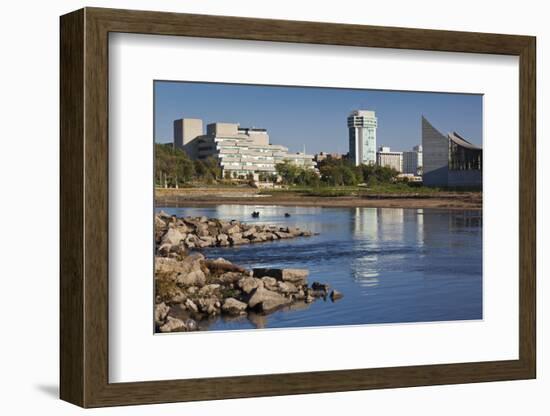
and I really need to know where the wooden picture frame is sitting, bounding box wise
[60,7,536,408]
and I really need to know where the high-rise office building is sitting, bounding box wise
[403,145,423,175]
[348,110,377,166]
[173,118,203,158]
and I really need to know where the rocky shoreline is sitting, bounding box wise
[154,212,342,333]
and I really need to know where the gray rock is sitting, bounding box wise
[159,316,186,333]
[157,210,170,219]
[176,265,206,287]
[231,237,249,246]
[238,277,263,294]
[277,281,298,294]
[330,290,344,301]
[196,223,210,237]
[154,302,170,325]
[198,284,221,296]
[222,298,248,315]
[260,276,278,291]
[155,216,167,230]
[198,236,215,248]
[219,272,245,284]
[248,287,290,313]
[225,224,241,234]
[162,228,186,246]
[157,243,173,256]
[185,298,199,313]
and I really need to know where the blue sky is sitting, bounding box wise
[154,81,482,154]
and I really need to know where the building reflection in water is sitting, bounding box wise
[350,207,429,288]
[449,210,483,229]
[351,207,380,286]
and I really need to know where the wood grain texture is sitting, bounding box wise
[59,7,537,408]
[59,8,84,407]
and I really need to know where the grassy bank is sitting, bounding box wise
[257,183,477,197]
[155,184,482,210]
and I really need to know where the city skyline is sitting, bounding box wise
[154,81,483,154]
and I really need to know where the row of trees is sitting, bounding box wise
[319,158,399,186]
[275,158,399,187]
[155,143,221,187]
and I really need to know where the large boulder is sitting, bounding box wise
[238,277,263,294]
[253,268,309,285]
[176,268,206,287]
[158,316,186,333]
[196,223,210,237]
[222,298,248,315]
[261,276,278,291]
[277,281,298,294]
[155,216,167,230]
[247,287,290,313]
[218,272,245,284]
[198,236,216,248]
[162,228,186,246]
[224,224,241,235]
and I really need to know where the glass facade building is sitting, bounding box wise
[422,116,482,188]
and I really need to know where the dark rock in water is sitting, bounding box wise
[251,211,260,218]
[284,213,291,217]
[253,268,308,285]
[330,290,344,301]
[185,318,198,331]
[311,282,330,293]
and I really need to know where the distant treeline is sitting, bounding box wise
[276,158,399,187]
[155,143,221,187]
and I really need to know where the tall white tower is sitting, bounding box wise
[347,110,377,166]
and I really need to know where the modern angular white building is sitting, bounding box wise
[422,116,482,188]
[173,118,316,178]
[348,110,377,166]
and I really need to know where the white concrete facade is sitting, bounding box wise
[348,110,377,166]
[173,118,316,177]
[376,146,403,172]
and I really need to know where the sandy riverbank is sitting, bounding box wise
[155,187,482,210]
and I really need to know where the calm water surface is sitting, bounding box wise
[157,205,482,331]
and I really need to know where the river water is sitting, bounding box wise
[157,205,482,331]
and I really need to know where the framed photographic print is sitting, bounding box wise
[60,7,536,408]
